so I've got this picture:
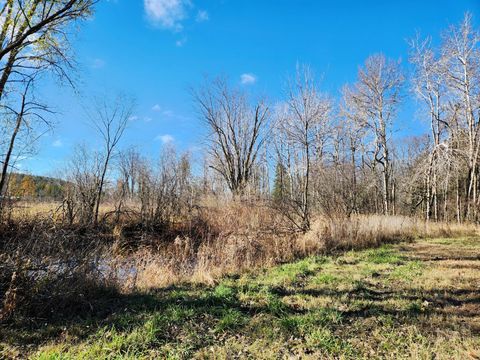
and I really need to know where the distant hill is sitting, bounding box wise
[7,173,66,200]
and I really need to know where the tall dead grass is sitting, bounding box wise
[121,202,298,289]
[1,201,478,320]
[0,215,116,322]
[129,209,479,290]
[302,215,478,254]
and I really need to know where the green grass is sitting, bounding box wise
[2,237,480,359]
[428,236,480,247]
[362,245,403,264]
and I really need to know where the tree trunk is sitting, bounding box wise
[0,113,22,205]
[94,152,111,225]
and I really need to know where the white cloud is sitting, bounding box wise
[91,58,105,69]
[175,37,187,47]
[52,139,63,147]
[155,134,174,144]
[144,0,190,31]
[128,115,139,121]
[240,73,257,85]
[152,104,162,111]
[196,10,209,22]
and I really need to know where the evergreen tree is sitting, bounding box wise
[272,162,290,203]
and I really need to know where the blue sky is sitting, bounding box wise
[23,0,480,176]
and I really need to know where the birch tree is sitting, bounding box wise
[347,54,404,215]
[441,13,480,221]
[410,36,449,220]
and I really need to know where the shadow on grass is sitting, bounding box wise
[0,281,304,351]
[4,277,479,351]
[2,242,480,355]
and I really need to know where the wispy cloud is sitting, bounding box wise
[144,0,209,40]
[129,115,153,123]
[151,105,175,117]
[175,37,187,47]
[144,0,190,31]
[240,73,257,85]
[155,134,175,144]
[91,58,106,69]
[52,139,63,148]
[196,9,209,22]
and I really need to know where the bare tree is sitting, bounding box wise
[441,13,480,221]
[194,78,269,195]
[89,95,134,225]
[340,85,371,215]
[410,36,447,221]
[346,54,404,215]
[136,145,194,227]
[274,66,331,231]
[118,147,141,200]
[66,144,103,225]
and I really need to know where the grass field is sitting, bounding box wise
[10,201,117,219]
[2,237,479,359]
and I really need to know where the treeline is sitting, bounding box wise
[194,13,480,227]
[5,173,65,200]
[0,4,479,231]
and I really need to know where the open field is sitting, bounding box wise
[1,236,479,359]
[8,202,118,220]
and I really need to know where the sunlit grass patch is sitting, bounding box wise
[304,328,354,356]
[311,272,339,285]
[389,261,424,281]
[362,245,404,264]
[212,283,236,302]
[427,236,480,248]
[280,308,343,334]
[244,257,325,288]
[216,308,248,332]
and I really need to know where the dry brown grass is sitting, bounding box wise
[8,201,118,221]
[2,200,479,322]
[0,216,116,322]
[302,215,479,254]
[129,210,479,290]
[122,202,299,290]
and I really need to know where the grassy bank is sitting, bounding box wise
[2,236,479,359]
